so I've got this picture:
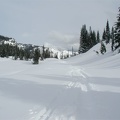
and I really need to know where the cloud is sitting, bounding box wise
[1,0,119,49]
[48,31,74,43]
[47,31,79,51]
[22,33,31,38]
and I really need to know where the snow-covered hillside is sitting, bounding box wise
[67,43,120,77]
[0,43,120,120]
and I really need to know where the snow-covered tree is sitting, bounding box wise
[24,49,30,61]
[102,29,106,41]
[19,48,24,60]
[114,7,120,51]
[79,25,86,53]
[78,25,99,54]
[45,48,50,58]
[105,20,110,44]
[33,48,40,64]
[79,25,90,53]
[92,30,97,46]
[89,26,93,48]
[97,31,100,43]
[100,41,106,54]
[13,45,19,60]
[111,27,115,51]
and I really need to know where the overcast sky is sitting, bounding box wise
[0,0,120,50]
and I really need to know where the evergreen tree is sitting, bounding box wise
[5,44,9,58]
[79,25,90,53]
[100,41,106,54]
[89,26,93,48]
[97,31,100,43]
[33,48,40,64]
[13,45,19,60]
[54,53,58,59]
[45,48,50,58]
[78,25,99,54]
[19,48,24,60]
[114,7,120,51]
[102,29,106,41]
[0,43,15,58]
[41,45,45,60]
[24,49,30,61]
[1,45,6,57]
[111,27,115,51]
[92,30,97,46]
[105,20,110,44]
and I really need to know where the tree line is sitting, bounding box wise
[79,7,120,54]
[0,43,52,64]
[78,25,100,53]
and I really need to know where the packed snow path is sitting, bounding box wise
[0,58,120,120]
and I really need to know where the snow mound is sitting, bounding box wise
[67,43,120,69]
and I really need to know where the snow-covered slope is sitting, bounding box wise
[0,43,120,120]
[67,43,120,78]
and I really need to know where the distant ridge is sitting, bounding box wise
[0,35,12,42]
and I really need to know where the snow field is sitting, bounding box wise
[0,43,120,120]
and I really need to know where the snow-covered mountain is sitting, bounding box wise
[4,38,17,46]
[0,35,77,59]
[0,35,16,45]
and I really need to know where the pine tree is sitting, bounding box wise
[4,44,9,58]
[97,31,100,43]
[19,48,24,60]
[13,45,19,60]
[105,20,110,44]
[33,48,40,64]
[78,25,99,54]
[79,25,89,53]
[100,41,106,54]
[24,49,30,61]
[92,31,97,46]
[102,29,106,41]
[89,26,93,48]
[1,45,6,57]
[114,7,120,51]
[41,45,45,60]
[45,48,50,58]
[111,27,115,51]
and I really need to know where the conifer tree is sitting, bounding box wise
[41,45,45,60]
[105,20,110,44]
[89,26,93,48]
[102,29,106,41]
[92,31,97,46]
[111,27,115,51]
[19,48,24,60]
[1,45,6,57]
[24,49,30,61]
[79,25,99,54]
[4,44,10,58]
[114,7,120,51]
[79,25,89,53]
[13,45,19,60]
[100,41,106,54]
[97,31,100,43]
[33,48,40,64]
[45,48,50,58]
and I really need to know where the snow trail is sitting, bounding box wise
[35,65,92,120]
[1,45,120,120]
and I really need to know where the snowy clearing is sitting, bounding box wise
[0,43,120,120]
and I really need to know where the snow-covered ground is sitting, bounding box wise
[0,43,120,120]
